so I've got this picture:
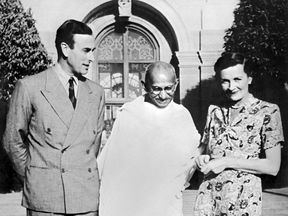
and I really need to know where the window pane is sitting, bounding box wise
[97,33,123,60]
[101,105,121,151]
[128,63,150,98]
[104,105,121,121]
[97,27,157,101]
[99,63,124,98]
[128,30,155,60]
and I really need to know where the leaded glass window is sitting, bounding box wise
[97,27,158,101]
[96,26,159,144]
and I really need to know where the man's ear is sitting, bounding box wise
[175,78,179,88]
[60,42,70,58]
[248,76,253,85]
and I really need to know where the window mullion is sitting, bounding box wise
[123,30,129,99]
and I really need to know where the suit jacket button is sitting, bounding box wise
[47,128,51,133]
[86,149,90,154]
[88,168,92,172]
[61,168,65,173]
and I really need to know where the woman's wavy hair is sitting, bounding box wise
[214,52,252,80]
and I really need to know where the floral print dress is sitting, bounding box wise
[193,95,284,216]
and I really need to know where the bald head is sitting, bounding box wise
[145,61,177,85]
[143,61,178,108]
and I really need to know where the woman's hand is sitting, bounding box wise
[200,157,227,175]
[198,144,281,176]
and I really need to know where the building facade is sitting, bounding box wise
[21,0,239,121]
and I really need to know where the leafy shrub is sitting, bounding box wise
[0,0,52,101]
[224,0,288,98]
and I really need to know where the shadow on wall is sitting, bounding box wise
[0,100,22,193]
[182,76,288,189]
[182,77,223,189]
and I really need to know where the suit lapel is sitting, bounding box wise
[63,78,94,149]
[41,67,74,128]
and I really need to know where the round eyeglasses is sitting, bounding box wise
[150,84,177,96]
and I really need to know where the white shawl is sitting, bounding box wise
[98,95,200,216]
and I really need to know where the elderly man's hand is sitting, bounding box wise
[195,155,210,170]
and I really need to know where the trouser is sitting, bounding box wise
[27,209,98,216]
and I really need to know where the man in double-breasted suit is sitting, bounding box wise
[4,19,105,216]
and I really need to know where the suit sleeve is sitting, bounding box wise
[3,79,32,180]
[95,89,105,156]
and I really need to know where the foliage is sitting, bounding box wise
[224,0,288,96]
[0,0,52,101]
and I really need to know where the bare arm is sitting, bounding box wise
[200,144,281,176]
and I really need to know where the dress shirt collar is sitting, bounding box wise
[55,63,78,96]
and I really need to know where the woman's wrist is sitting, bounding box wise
[222,157,232,170]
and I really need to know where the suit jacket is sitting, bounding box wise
[3,65,105,214]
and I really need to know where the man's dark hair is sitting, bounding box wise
[55,19,93,57]
[214,52,252,80]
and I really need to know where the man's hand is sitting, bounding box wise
[195,155,210,169]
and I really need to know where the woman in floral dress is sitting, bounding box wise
[193,52,284,216]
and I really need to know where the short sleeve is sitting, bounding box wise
[262,104,284,150]
[201,105,214,146]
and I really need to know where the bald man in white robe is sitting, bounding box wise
[98,61,200,216]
